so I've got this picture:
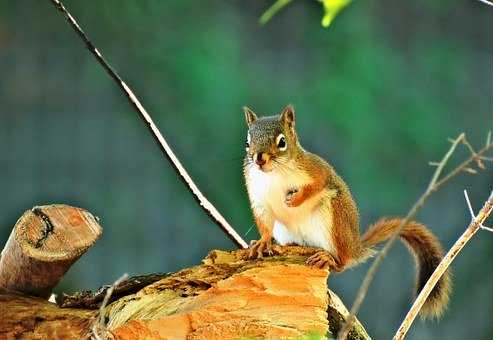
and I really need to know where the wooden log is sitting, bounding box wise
[0,204,102,298]
[0,246,370,339]
[0,290,97,339]
[104,246,370,339]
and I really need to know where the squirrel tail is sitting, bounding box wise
[361,218,451,318]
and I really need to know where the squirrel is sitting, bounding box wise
[242,105,451,318]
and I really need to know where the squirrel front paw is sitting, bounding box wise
[285,188,303,207]
[248,237,273,259]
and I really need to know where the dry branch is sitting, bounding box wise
[48,0,248,249]
[338,132,493,339]
[0,204,102,298]
[394,190,493,339]
[1,246,370,340]
[476,0,493,8]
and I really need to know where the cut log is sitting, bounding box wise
[106,246,369,339]
[0,246,370,339]
[0,290,97,339]
[0,204,102,298]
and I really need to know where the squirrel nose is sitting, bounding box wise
[255,152,268,166]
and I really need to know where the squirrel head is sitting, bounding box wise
[243,105,299,172]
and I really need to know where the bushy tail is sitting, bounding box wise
[361,218,451,318]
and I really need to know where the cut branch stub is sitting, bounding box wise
[0,204,102,298]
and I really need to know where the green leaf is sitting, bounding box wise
[259,0,294,25]
[320,0,353,27]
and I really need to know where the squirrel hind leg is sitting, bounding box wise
[248,237,273,259]
[306,250,344,272]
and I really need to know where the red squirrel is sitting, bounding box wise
[242,105,451,317]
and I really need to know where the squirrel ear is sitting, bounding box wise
[243,106,258,126]
[279,105,295,128]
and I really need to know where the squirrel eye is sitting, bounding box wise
[276,134,287,151]
[245,134,251,151]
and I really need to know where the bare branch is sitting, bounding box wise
[481,225,493,232]
[475,0,493,8]
[394,191,493,339]
[49,0,248,249]
[434,140,493,190]
[428,133,464,191]
[337,133,493,339]
[464,190,493,232]
[461,135,486,169]
[464,190,476,220]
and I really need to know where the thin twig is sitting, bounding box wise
[465,189,493,233]
[337,133,493,339]
[433,141,493,190]
[91,273,128,340]
[49,0,248,249]
[428,133,464,191]
[461,135,485,169]
[464,190,476,219]
[394,191,493,339]
[481,225,493,232]
[475,0,493,7]
[259,0,294,25]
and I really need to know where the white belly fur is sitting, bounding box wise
[247,164,337,253]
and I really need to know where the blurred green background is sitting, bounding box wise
[1,1,492,338]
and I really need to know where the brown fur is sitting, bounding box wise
[297,152,362,268]
[362,218,451,318]
[285,156,328,208]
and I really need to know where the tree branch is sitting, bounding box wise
[48,0,248,249]
[476,0,493,8]
[394,190,493,339]
[337,132,493,339]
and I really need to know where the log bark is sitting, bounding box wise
[0,290,96,339]
[1,246,370,339]
[0,204,102,298]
